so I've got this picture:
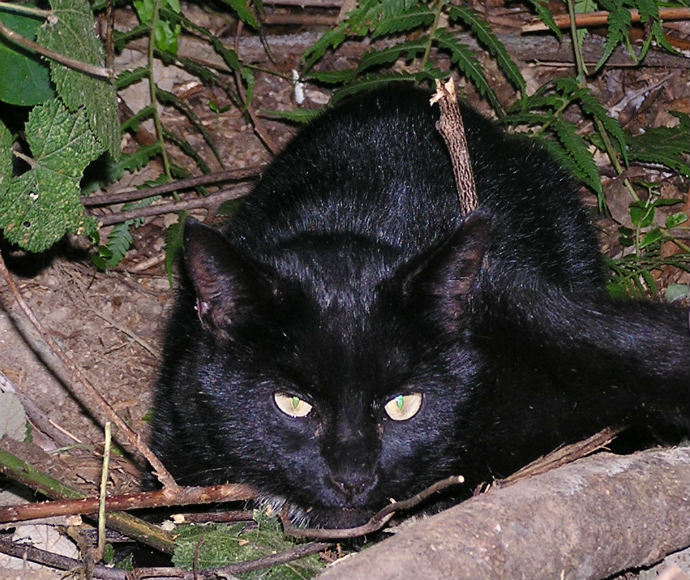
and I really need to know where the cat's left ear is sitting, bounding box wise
[183,218,274,337]
[395,210,490,327]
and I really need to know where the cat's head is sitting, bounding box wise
[176,213,489,528]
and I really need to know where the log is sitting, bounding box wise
[317,446,690,580]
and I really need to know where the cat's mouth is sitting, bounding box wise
[260,494,375,529]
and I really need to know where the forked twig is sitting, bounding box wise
[281,475,465,539]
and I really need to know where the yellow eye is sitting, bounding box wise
[384,393,423,421]
[273,393,313,418]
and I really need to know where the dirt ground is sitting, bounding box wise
[0,2,688,577]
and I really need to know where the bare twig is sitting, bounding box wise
[492,426,623,489]
[0,439,175,553]
[282,475,465,539]
[430,79,478,216]
[0,483,257,523]
[0,536,331,580]
[522,7,690,33]
[82,167,261,207]
[91,186,251,226]
[0,250,178,491]
[0,18,111,79]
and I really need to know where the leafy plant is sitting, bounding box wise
[0,0,118,253]
[172,510,326,579]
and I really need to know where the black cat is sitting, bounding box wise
[150,86,690,529]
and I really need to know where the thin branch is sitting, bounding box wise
[0,440,175,554]
[91,186,252,226]
[0,18,111,78]
[0,483,257,523]
[430,78,478,216]
[522,8,690,33]
[282,475,465,539]
[82,167,261,207]
[493,426,623,489]
[0,250,179,491]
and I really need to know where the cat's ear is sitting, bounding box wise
[395,210,490,327]
[183,218,272,337]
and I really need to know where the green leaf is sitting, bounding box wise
[595,0,632,69]
[303,69,356,85]
[524,0,562,39]
[0,121,12,194]
[0,99,100,252]
[551,118,602,194]
[329,71,436,105]
[628,200,655,228]
[356,38,427,75]
[94,221,133,270]
[626,117,690,177]
[639,227,662,249]
[434,29,502,114]
[666,212,688,229]
[301,21,348,72]
[372,5,435,38]
[260,108,323,124]
[0,11,54,106]
[36,0,120,158]
[221,0,260,30]
[448,5,525,97]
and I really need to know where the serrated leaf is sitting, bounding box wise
[551,118,601,193]
[0,11,54,106]
[628,201,654,228]
[372,5,434,38]
[301,21,348,72]
[36,0,120,158]
[329,71,436,106]
[626,121,690,177]
[0,122,12,194]
[356,38,427,75]
[595,0,632,69]
[433,29,502,113]
[448,5,525,97]
[221,0,259,30]
[524,0,562,39]
[573,83,628,163]
[0,99,100,252]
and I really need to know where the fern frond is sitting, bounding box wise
[595,0,632,70]
[329,72,435,105]
[372,5,435,38]
[626,114,690,177]
[524,0,562,38]
[356,38,428,75]
[433,29,502,114]
[448,5,525,97]
[551,119,602,194]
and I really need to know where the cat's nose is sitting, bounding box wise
[329,471,377,501]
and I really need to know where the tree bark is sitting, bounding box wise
[317,446,690,580]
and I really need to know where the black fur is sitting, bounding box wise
[150,86,690,528]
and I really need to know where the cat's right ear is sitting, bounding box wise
[183,218,270,338]
[391,210,491,330]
